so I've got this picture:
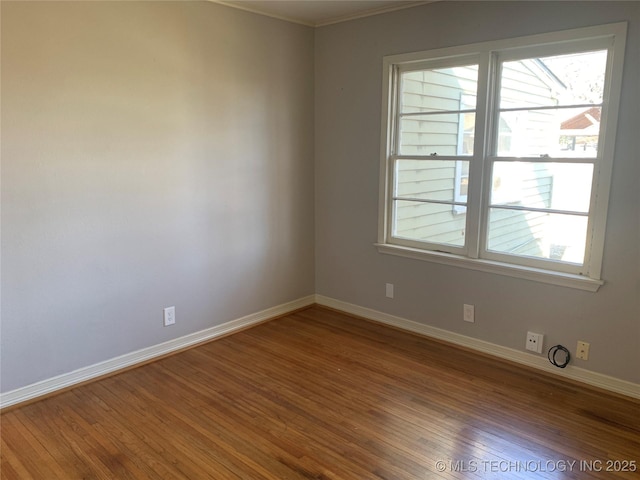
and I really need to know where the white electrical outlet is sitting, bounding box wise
[385,283,394,299]
[576,341,590,360]
[163,306,176,326]
[525,331,544,353]
[463,304,475,323]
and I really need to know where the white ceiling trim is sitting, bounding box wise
[211,1,433,28]
[315,1,432,27]
[213,1,316,27]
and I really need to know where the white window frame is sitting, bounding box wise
[376,23,627,292]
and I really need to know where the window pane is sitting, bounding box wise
[500,50,607,109]
[395,159,469,202]
[400,65,478,114]
[496,107,601,157]
[399,112,475,156]
[394,200,466,247]
[487,208,587,264]
[491,162,593,212]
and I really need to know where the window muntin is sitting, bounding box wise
[380,24,627,286]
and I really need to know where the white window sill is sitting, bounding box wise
[374,243,603,292]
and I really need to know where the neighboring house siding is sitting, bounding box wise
[488,163,553,257]
[395,61,557,251]
[400,67,477,156]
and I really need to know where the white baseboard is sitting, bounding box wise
[0,295,316,409]
[3,294,637,409]
[315,295,640,400]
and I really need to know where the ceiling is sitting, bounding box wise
[216,0,432,27]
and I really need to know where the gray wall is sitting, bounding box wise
[2,0,638,395]
[1,1,315,392]
[315,1,640,383]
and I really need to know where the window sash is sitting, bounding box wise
[389,155,471,256]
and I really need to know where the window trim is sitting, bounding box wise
[377,23,627,291]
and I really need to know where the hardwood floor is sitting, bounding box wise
[2,306,639,479]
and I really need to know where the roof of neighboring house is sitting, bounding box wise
[561,106,601,130]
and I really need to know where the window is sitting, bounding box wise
[377,23,627,291]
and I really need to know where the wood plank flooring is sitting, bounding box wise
[2,306,639,479]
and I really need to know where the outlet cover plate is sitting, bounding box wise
[163,306,176,326]
[385,283,394,299]
[526,331,544,353]
[463,304,475,323]
[576,341,590,360]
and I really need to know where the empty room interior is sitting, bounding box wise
[1,1,639,478]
